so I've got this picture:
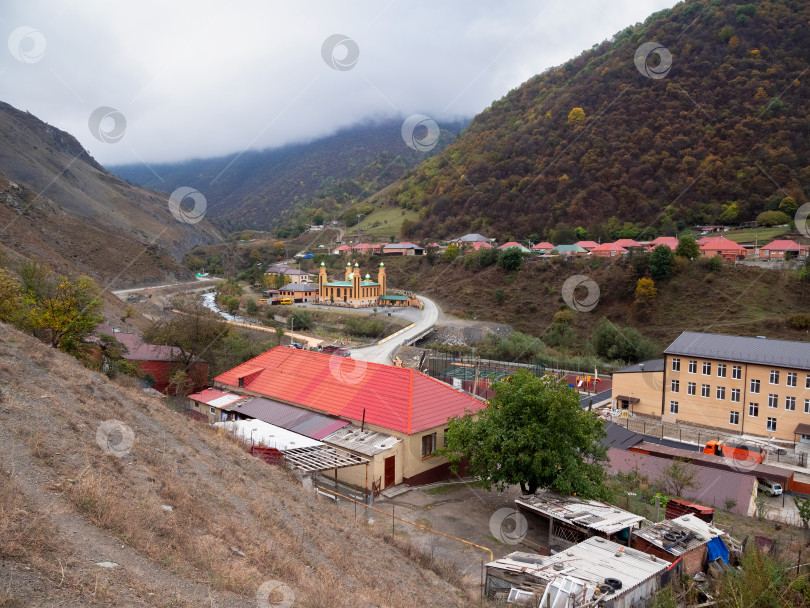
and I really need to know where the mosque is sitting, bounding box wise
[317,261,391,307]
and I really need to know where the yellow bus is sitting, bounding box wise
[279,298,294,305]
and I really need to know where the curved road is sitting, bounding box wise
[350,295,439,365]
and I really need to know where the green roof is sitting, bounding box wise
[379,295,407,301]
[324,281,380,288]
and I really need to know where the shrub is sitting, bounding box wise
[790,314,810,329]
[591,318,657,362]
[497,248,523,271]
[756,210,791,226]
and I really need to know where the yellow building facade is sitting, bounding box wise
[317,261,387,307]
[620,332,810,443]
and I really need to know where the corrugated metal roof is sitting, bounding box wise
[225,396,350,440]
[322,426,400,456]
[214,347,485,434]
[215,419,323,451]
[633,515,721,556]
[487,537,668,600]
[607,448,756,516]
[515,491,645,535]
[602,421,645,450]
[664,331,810,370]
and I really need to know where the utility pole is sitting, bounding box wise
[357,213,362,244]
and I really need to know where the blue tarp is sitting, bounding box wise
[706,536,729,564]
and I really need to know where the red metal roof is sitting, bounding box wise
[531,241,555,250]
[498,241,525,249]
[650,236,679,249]
[591,242,628,252]
[613,238,641,247]
[575,240,600,249]
[699,237,746,251]
[213,347,485,434]
[188,388,239,405]
[761,239,804,251]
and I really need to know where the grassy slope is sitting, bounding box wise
[379,253,810,352]
[0,323,472,607]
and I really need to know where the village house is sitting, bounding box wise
[188,387,247,422]
[552,244,588,256]
[463,241,494,252]
[575,240,600,252]
[265,263,314,284]
[212,346,487,491]
[277,283,319,302]
[94,324,207,394]
[351,243,384,254]
[699,236,747,260]
[647,236,679,251]
[590,242,628,258]
[383,242,424,256]
[332,244,352,255]
[760,239,807,260]
[498,241,531,253]
[530,241,555,253]
[454,233,495,245]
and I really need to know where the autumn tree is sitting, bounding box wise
[635,277,658,302]
[19,263,103,350]
[272,241,286,259]
[779,197,798,217]
[0,268,22,323]
[756,210,790,226]
[567,107,586,124]
[440,369,608,497]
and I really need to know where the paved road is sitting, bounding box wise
[350,295,439,364]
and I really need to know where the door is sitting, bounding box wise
[384,456,395,488]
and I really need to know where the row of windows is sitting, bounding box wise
[670,358,801,387]
[669,401,779,431]
[671,378,805,401]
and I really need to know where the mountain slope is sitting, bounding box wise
[111,118,468,233]
[383,0,810,240]
[0,102,220,286]
[0,321,472,606]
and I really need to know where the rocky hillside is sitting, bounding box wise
[0,322,473,607]
[0,102,221,286]
[383,0,810,241]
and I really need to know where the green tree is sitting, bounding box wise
[675,236,700,260]
[20,267,103,350]
[649,245,675,281]
[440,370,608,497]
[591,318,656,362]
[659,460,700,496]
[718,201,740,224]
[794,495,810,528]
[443,243,460,261]
[574,226,589,240]
[497,248,523,271]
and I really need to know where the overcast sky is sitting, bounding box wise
[2,0,676,167]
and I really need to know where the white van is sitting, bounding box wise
[758,478,782,497]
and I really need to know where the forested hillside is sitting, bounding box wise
[384,0,810,241]
[112,118,467,234]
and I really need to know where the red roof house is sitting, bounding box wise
[531,241,555,252]
[214,347,484,435]
[332,244,352,255]
[213,347,487,486]
[466,241,494,251]
[590,242,628,258]
[699,237,747,261]
[613,238,643,249]
[575,240,601,251]
[760,239,807,259]
[648,236,679,251]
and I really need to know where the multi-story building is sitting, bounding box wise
[626,332,810,443]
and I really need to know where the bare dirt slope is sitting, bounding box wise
[0,323,473,607]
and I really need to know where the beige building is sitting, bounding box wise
[619,332,810,443]
[612,359,664,416]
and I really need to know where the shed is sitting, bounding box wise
[485,537,672,608]
[631,515,723,575]
[515,491,645,554]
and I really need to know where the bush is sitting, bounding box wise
[494,289,505,303]
[497,248,523,271]
[708,256,723,272]
[291,310,313,331]
[756,210,790,226]
[591,318,657,362]
[790,314,810,329]
[245,299,257,313]
[345,317,386,338]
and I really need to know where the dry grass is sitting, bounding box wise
[0,322,475,607]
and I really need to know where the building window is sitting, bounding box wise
[786,396,796,411]
[670,401,679,414]
[701,384,710,398]
[688,360,697,374]
[806,375,810,389]
[767,417,777,432]
[731,388,740,402]
[750,379,760,394]
[716,386,725,400]
[769,370,780,385]
[671,358,680,372]
[687,382,696,396]
[421,433,437,458]
[702,362,711,375]
[210,407,215,414]
[732,365,742,380]
[717,364,727,378]
[671,379,679,393]
[805,399,810,414]
[768,394,778,409]
[786,372,797,387]
[730,411,740,425]
[749,402,759,417]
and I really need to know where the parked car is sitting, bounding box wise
[758,478,782,497]
[290,342,303,349]
[321,345,350,357]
